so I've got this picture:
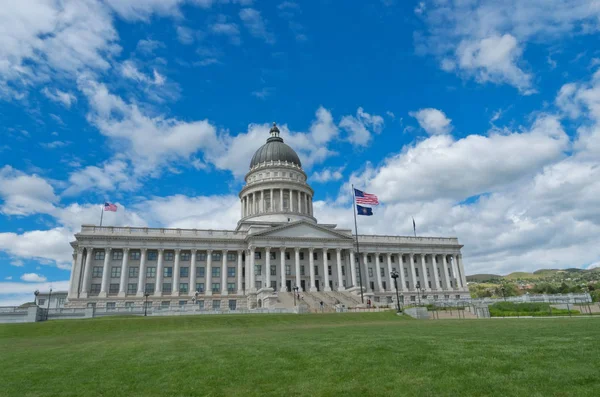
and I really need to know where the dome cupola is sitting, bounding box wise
[249,123,302,169]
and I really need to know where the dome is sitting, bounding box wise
[249,123,302,168]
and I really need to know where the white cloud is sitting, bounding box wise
[63,160,137,196]
[0,280,69,306]
[176,26,197,45]
[239,8,275,44]
[251,87,274,99]
[339,107,384,146]
[21,273,47,282]
[11,259,24,267]
[40,141,71,149]
[417,0,600,93]
[41,87,77,108]
[409,108,452,135]
[210,18,241,44]
[311,167,344,183]
[0,166,57,216]
[121,61,165,86]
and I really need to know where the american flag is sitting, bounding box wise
[104,202,117,212]
[354,188,379,205]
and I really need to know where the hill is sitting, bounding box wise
[468,267,600,283]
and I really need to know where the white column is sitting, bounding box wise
[386,253,394,292]
[221,250,228,295]
[450,254,460,290]
[280,188,284,212]
[420,254,430,291]
[399,254,407,292]
[265,247,271,291]
[280,247,286,292]
[81,247,94,297]
[98,248,111,298]
[136,248,147,296]
[297,190,301,213]
[294,248,301,290]
[154,249,164,297]
[442,254,451,290]
[375,253,383,292]
[409,253,417,291]
[323,248,331,291]
[118,248,130,297]
[363,253,371,291]
[349,250,357,287]
[172,249,180,296]
[431,254,441,291]
[206,250,213,296]
[237,250,244,295]
[336,248,344,291]
[457,254,468,290]
[189,249,197,296]
[68,249,80,298]
[249,247,255,292]
[270,189,274,212]
[309,247,316,292]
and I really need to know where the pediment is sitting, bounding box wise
[252,221,353,240]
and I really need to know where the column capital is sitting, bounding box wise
[206,249,213,254]
[279,246,286,252]
[322,247,328,252]
[336,248,342,253]
[294,247,300,252]
[222,249,228,254]
[140,247,148,252]
[308,247,314,253]
[237,249,244,254]
[190,248,197,253]
[122,247,129,253]
[174,248,181,253]
[265,247,271,252]
[77,246,84,254]
[157,248,164,253]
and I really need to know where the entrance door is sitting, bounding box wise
[301,280,306,291]
[315,280,320,291]
[286,280,292,291]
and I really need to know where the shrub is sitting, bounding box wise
[489,302,580,317]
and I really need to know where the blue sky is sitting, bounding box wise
[2,0,600,305]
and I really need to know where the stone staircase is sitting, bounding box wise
[302,292,335,312]
[274,292,296,309]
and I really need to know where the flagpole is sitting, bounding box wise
[99,204,104,227]
[413,217,417,237]
[351,184,365,304]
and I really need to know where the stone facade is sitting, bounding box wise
[67,125,470,310]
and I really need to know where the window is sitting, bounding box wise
[228,299,237,310]
[92,266,102,278]
[403,256,407,264]
[145,283,155,294]
[127,283,137,294]
[212,252,222,261]
[181,252,190,261]
[255,265,261,275]
[383,281,387,290]
[391,256,395,263]
[196,283,205,293]
[227,267,235,277]
[285,252,290,260]
[164,267,173,278]
[227,283,236,293]
[254,251,262,260]
[180,283,188,293]
[198,253,207,261]
[270,251,276,260]
[90,284,101,294]
[212,283,220,293]
[109,283,119,294]
[439,281,443,288]
[58,298,65,306]
[94,250,105,260]
[107,302,116,310]
[367,255,372,263]
[179,300,187,306]
[300,252,304,260]
[404,268,408,278]
[255,281,262,290]
[380,268,385,277]
[450,280,453,287]
[314,265,319,276]
[130,251,141,260]
[161,301,170,308]
[328,266,332,276]
[112,250,123,260]
[227,253,236,261]
[456,295,461,300]
[162,283,172,293]
[415,268,420,277]
[285,265,291,275]
[146,267,156,278]
[313,252,318,260]
[111,267,121,278]
[148,251,157,261]
[410,296,416,302]
[129,267,139,278]
[416,282,421,289]
[327,252,331,260]
[445,295,450,299]
[270,265,276,276]
[428,281,432,288]
[38,299,46,305]
[437,268,441,278]
[368,267,373,277]
[197,267,205,277]
[427,268,430,277]
[212,267,220,278]
[197,300,205,309]
[212,300,221,310]
[180,267,189,278]
[405,281,409,289]
[379,255,383,263]
[165,252,174,261]
[392,267,397,272]
[124,302,134,309]
[341,266,345,276]
[300,265,305,276]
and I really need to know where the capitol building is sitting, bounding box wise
[67,124,469,311]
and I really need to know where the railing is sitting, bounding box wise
[0,307,28,314]
[79,225,245,239]
[357,235,460,245]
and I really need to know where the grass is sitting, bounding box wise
[489,302,579,317]
[1,312,599,396]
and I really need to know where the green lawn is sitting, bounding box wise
[1,313,599,396]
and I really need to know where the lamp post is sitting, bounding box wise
[420,288,425,306]
[34,290,39,305]
[391,270,401,312]
[500,285,507,301]
[417,288,422,306]
[293,286,299,306]
[144,292,150,316]
[46,288,52,320]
